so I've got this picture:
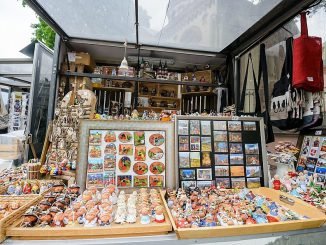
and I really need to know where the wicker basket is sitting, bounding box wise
[0,195,42,243]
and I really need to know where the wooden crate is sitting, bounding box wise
[0,195,42,243]
[161,188,326,240]
[6,191,172,240]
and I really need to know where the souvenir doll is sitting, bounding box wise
[101,189,111,201]
[98,211,112,226]
[272,175,281,190]
[53,183,65,193]
[82,190,93,202]
[7,184,15,195]
[31,183,40,194]
[9,202,20,211]
[85,200,96,211]
[131,109,139,120]
[115,208,127,224]
[39,200,52,211]
[68,184,80,195]
[39,211,53,227]
[77,206,87,224]
[126,208,137,223]
[99,200,112,213]
[83,210,98,227]
[154,205,165,223]
[140,207,151,225]
[14,184,22,195]
[21,212,38,227]
[39,183,48,194]
[110,192,118,205]
[88,186,101,202]
[281,175,292,192]
[45,194,56,204]
[205,213,217,227]
[52,212,68,227]
[23,182,32,194]
[290,183,301,198]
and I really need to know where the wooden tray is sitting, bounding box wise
[6,191,172,240]
[161,187,326,239]
[0,195,43,243]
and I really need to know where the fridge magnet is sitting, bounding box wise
[119,144,133,155]
[320,152,326,160]
[213,121,227,130]
[243,122,256,131]
[87,159,103,173]
[230,166,245,176]
[213,131,228,142]
[200,121,211,135]
[201,137,212,151]
[178,120,189,135]
[190,152,200,167]
[246,155,260,165]
[149,133,165,146]
[315,167,326,174]
[118,156,131,172]
[229,143,243,154]
[196,181,214,188]
[133,162,148,175]
[87,173,104,187]
[181,181,196,189]
[201,152,211,167]
[228,121,242,131]
[149,175,164,187]
[135,145,146,161]
[134,175,148,187]
[247,178,261,188]
[216,178,230,188]
[320,138,326,152]
[118,132,132,143]
[180,169,196,180]
[89,130,102,144]
[230,154,244,165]
[104,131,116,142]
[104,143,117,154]
[231,178,246,188]
[148,147,164,160]
[214,142,228,152]
[104,155,116,170]
[215,166,229,176]
[317,159,326,167]
[246,166,261,177]
[245,143,259,154]
[117,175,132,187]
[103,171,115,186]
[150,162,165,174]
[179,152,190,168]
[312,136,321,147]
[179,136,189,151]
[189,120,200,135]
[89,146,102,158]
[316,174,325,183]
[214,154,229,165]
[229,132,242,142]
[309,147,319,158]
[134,131,145,146]
[306,157,317,172]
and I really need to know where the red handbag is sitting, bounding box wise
[292,12,323,92]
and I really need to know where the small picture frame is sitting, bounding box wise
[230,154,244,165]
[247,178,261,188]
[243,122,256,131]
[190,136,201,151]
[214,142,228,153]
[201,121,211,135]
[229,132,242,142]
[228,121,242,131]
[245,143,259,154]
[181,181,196,189]
[246,155,260,165]
[213,131,228,142]
[231,177,246,188]
[190,152,201,167]
[215,166,229,176]
[230,166,245,176]
[190,120,200,135]
[180,169,196,180]
[201,152,211,167]
[179,152,190,168]
[201,137,212,151]
[197,168,212,181]
[216,178,230,188]
[214,154,229,165]
[213,121,227,130]
[87,173,104,188]
[179,136,189,151]
[229,143,243,154]
[246,166,261,177]
[178,120,189,135]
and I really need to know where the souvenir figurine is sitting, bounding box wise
[52,212,68,227]
[9,202,20,211]
[83,211,98,227]
[68,184,80,195]
[126,208,137,223]
[31,183,40,194]
[98,212,112,226]
[131,109,139,120]
[140,207,151,225]
[39,211,52,227]
[53,183,65,193]
[14,184,23,195]
[7,184,15,195]
[154,205,165,223]
[205,214,217,227]
[21,212,38,227]
[115,208,126,224]
[39,200,52,211]
[110,192,118,205]
[281,175,292,192]
[272,175,281,190]
[39,183,48,194]
[23,182,32,194]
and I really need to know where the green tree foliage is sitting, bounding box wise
[20,0,56,49]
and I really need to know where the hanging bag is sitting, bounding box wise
[270,38,303,130]
[299,91,323,131]
[292,12,324,92]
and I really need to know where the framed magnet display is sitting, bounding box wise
[77,120,174,191]
[175,116,268,188]
[296,129,326,185]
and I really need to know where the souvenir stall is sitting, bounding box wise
[0,0,326,244]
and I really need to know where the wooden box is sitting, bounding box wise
[0,195,43,243]
[161,188,326,239]
[6,191,172,240]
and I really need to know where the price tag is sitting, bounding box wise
[67,52,76,62]
[315,130,322,136]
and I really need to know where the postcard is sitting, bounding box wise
[246,155,260,165]
[201,121,211,135]
[179,152,190,168]
[230,143,243,154]
[201,137,212,151]
[247,178,261,188]
[229,132,242,142]
[231,178,246,188]
[190,120,200,135]
[201,152,212,167]
[215,166,229,176]
[181,181,196,189]
[245,143,259,154]
[178,120,189,135]
[180,169,196,180]
[228,121,242,131]
[190,152,201,167]
[216,178,230,188]
[230,166,245,176]
[246,166,261,177]
[214,142,228,153]
[213,131,228,142]
[214,154,229,165]
[243,122,256,131]
[197,168,212,181]
[230,154,244,165]
[213,121,227,130]
[179,136,189,151]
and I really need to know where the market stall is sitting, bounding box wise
[1,0,325,244]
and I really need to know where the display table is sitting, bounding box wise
[3,226,326,245]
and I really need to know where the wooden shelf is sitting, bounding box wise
[181,91,214,95]
[61,71,218,87]
[151,96,180,100]
[93,86,133,92]
[138,106,178,110]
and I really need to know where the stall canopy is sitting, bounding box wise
[27,0,319,54]
[0,59,33,88]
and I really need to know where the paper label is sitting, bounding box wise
[307,77,314,82]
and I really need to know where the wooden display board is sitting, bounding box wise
[77,120,175,191]
[175,116,268,189]
[161,188,326,239]
[296,129,326,185]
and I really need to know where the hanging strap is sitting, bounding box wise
[300,12,308,37]
[239,53,261,113]
[281,37,293,82]
[258,43,269,112]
